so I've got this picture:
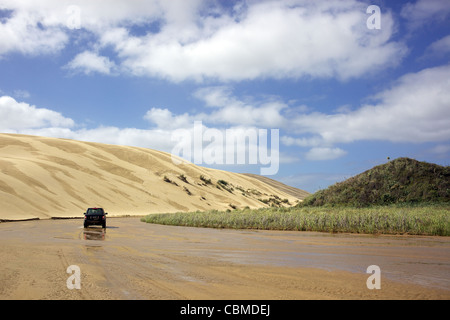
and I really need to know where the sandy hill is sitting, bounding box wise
[0,133,303,221]
[301,157,450,207]
[243,173,310,200]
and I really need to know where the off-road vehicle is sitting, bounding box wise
[84,207,107,228]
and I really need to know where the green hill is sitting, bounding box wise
[302,157,450,207]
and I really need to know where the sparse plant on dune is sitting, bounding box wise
[163,175,178,186]
[199,175,212,185]
[178,174,189,184]
[183,186,192,195]
[217,179,234,193]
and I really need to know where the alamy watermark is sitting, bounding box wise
[171,121,279,175]
[366,265,381,289]
[366,5,381,30]
[66,265,81,290]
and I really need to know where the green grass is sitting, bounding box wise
[141,204,450,236]
[144,158,450,236]
[301,158,449,207]
[299,158,450,207]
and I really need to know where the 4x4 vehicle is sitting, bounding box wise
[84,207,107,228]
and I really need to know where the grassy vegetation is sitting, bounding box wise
[141,204,450,236]
[302,158,449,207]
[145,158,449,236]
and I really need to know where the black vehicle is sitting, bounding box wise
[84,207,107,228]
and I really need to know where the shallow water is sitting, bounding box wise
[1,217,449,296]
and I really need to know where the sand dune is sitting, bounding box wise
[0,133,304,221]
[243,173,310,200]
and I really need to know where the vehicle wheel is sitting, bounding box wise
[84,223,88,228]
[102,222,106,229]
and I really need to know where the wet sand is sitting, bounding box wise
[0,217,449,300]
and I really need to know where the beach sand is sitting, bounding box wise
[0,218,448,300]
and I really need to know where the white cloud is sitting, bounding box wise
[305,147,347,161]
[2,63,449,164]
[289,64,450,145]
[0,7,68,57]
[144,64,450,161]
[66,51,116,75]
[280,64,450,161]
[193,86,287,127]
[0,0,407,82]
[424,34,450,57]
[0,95,175,152]
[19,126,177,154]
[192,86,235,108]
[0,96,177,152]
[207,101,287,128]
[0,93,283,173]
[0,96,74,130]
[0,0,163,31]
[65,51,117,75]
[0,0,163,58]
[401,0,450,28]
[110,0,406,82]
[72,126,175,152]
[144,107,194,130]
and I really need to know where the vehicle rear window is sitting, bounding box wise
[86,208,104,215]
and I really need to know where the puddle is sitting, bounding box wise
[82,227,106,241]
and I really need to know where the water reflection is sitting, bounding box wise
[83,227,106,241]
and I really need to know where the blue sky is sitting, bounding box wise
[0,0,449,193]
